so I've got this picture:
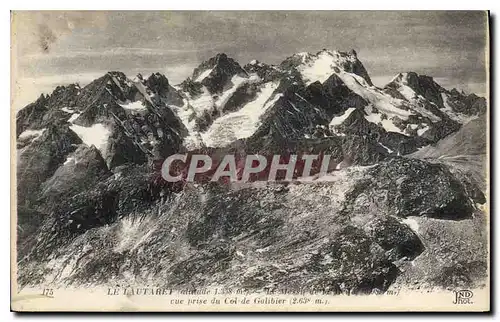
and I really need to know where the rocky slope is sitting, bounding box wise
[15,50,488,293]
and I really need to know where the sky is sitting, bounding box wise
[11,11,488,109]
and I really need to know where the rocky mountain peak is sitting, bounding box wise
[213,52,229,63]
[190,53,248,91]
[72,71,140,111]
[389,72,442,93]
[15,47,488,293]
[142,72,170,96]
[384,72,445,111]
[280,49,373,86]
[243,60,282,82]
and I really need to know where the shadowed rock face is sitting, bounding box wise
[17,207,46,259]
[17,125,83,207]
[16,155,485,292]
[105,126,148,169]
[17,70,188,169]
[279,49,373,86]
[314,74,368,116]
[447,91,487,116]
[179,78,204,97]
[144,72,185,107]
[364,216,425,261]
[15,50,487,292]
[40,145,111,205]
[337,49,373,86]
[399,72,445,108]
[341,158,480,220]
[143,73,170,97]
[17,176,399,293]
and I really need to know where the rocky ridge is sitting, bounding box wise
[15,49,488,293]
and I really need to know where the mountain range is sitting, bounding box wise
[15,49,488,293]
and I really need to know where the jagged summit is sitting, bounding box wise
[280,49,373,86]
[190,53,248,92]
[387,72,443,95]
[15,47,488,293]
[384,71,486,122]
[16,50,486,157]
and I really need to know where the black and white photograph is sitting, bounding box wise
[10,10,490,312]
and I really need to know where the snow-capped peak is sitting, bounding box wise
[190,53,247,85]
[281,49,373,86]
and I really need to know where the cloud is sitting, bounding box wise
[164,64,197,84]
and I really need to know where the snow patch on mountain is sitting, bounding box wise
[132,79,155,106]
[61,107,76,114]
[68,113,81,123]
[119,100,147,111]
[70,123,111,156]
[61,106,82,123]
[417,125,430,136]
[194,68,213,82]
[299,51,340,85]
[18,128,46,140]
[329,108,357,127]
[63,156,75,165]
[188,87,215,115]
[296,50,367,86]
[339,72,412,120]
[398,84,417,100]
[392,73,419,100]
[294,52,310,61]
[402,217,420,233]
[201,81,280,147]
[363,105,406,135]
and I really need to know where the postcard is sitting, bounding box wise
[11,10,490,312]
